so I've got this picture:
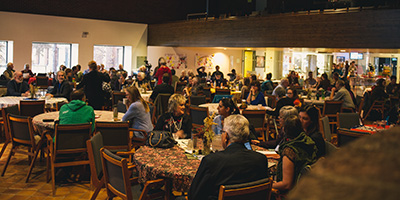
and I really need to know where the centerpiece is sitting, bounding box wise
[202,112,216,155]
[141,83,149,94]
[29,84,38,99]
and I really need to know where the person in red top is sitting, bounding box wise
[155,63,172,85]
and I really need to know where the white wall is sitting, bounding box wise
[147,46,243,77]
[0,11,148,73]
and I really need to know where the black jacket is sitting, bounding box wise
[6,79,29,96]
[188,143,270,200]
[51,80,72,101]
[149,83,174,101]
[77,70,110,109]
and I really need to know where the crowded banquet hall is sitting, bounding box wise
[0,0,400,199]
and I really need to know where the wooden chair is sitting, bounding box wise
[36,76,49,89]
[322,101,343,134]
[0,105,19,160]
[46,123,92,195]
[56,101,67,111]
[319,116,331,142]
[147,101,156,126]
[242,110,267,141]
[215,88,231,95]
[100,148,166,200]
[154,93,171,117]
[190,95,206,106]
[19,100,45,117]
[95,121,132,151]
[218,178,273,200]
[175,82,187,94]
[112,91,126,106]
[362,100,385,121]
[202,87,212,103]
[190,106,209,131]
[130,128,148,150]
[1,114,47,183]
[337,113,362,130]
[266,95,276,108]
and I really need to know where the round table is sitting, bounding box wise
[32,110,125,130]
[0,96,68,109]
[199,103,273,115]
[134,144,278,192]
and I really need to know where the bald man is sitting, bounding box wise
[6,71,30,96]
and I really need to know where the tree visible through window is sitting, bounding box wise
[94,45,124,69]
[32,42,71,74]
[0,41,13,74]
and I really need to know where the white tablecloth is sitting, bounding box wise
[140,90,152,102]
[198,103,273,116]
[0,96,68,109]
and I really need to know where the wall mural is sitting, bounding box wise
[165,54,187,69]
[195,53,214,70]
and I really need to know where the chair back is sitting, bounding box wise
[112,91,126,106]
[322,101,343,116]
[216,88,231,95]
[154,93,171,116]
[19,100,45,117]
[87,132,104,181]
[1,105,19,142]
[242,110,266,141]
[325,140,338,156]
[212,95,233,103]
[56,101,67,111]
[7,114,36,146]
[147,101,156,125]
[95,121,130,150]
[190,106,209,128]
[54,123,92,154]
[101,148,133,199]
[36,76,49,88]
[320,116,331,142]
[337,113,361,129]
[266,95,276,108]
[203,87,212,99]
[175,82,187,93]
[218,178,273,200]
[190,95,206,106]
[117,102,127,113]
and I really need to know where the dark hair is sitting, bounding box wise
[76,64,81,70]
[244,77,250,86]
[266,73,272,80]
[88,60,97,70]
[231,69,236,73]
[333,72,339,78]
[390,75,397,81]
[70,89,85,101]
[376,78,385,87]
[251,74,257,81]
[284,115,304,139]
[250,81,261,91]
[321,73,328,80]
[171,69,176,75]
[220,98,240,115]
[162,73,170,83]
[287,87,298,99]
[72,66,77,71]
[299,105,320,134]
[336,80,345,87]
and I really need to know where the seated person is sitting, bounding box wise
[266,86,294,117]
[316,73,331,91]
[273,115,317,193]
[6,71,30,96]
[212,98,240,135]
[246,81,267,106]
[149,73,174,102]
[299,105,326,159]
[261,73,274,94]
[287,88,301,107]
[122,86,153,138]
[252,105,298,149]
[154,94,191,139]
[21,63,34,80]
[183,77,203,96]
[240,77,250,99]
[304,71,317,88]
[47,71,72,101]
[3,62,15,81]
[211,74,225,88]
[329,80,355,109]
[133,72,150,90]
[179,70,189,82]
[59,89,95,132]
[272,78,289,97]
[370,78,389,103]
[386,75,399,96]
[188,114,270,200]
[113,71,128,91]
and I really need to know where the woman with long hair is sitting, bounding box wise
[298,105,326,158]
[122,86,153,138]
[212,98,240,135]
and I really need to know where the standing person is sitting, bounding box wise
[170,69,179,88]
[196,66,207,78]
[152,57,166,83]
[21,63,34,79]
[122,86,153,138]
[261,73,274,94]
[6,71,30,96]
[118,64,127,74]
[211,65,224,81]
[188,115,269,200]
[341,61,350,81]
[246,81,267,106]
[59,89,95,132]
[155,63,172,85]
[3,62,15,81]
[299,105,326,159]
[77,60,110,110]
[47,71,72,101]
[144,60,152,74]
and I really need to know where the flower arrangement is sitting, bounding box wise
[202,112,217,155]
[29,84,38,99]
[141,83,149,94]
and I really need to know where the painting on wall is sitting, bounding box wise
[256,56,265,68]
[195,54,214,69]
[336,56,345,63]
[165,54,187,69]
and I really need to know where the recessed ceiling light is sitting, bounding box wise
[340,50,346,52]
[224,48,227,50]
[246,48,251,51]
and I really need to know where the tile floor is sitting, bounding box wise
[0,143,142,200]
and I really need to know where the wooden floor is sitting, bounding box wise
[0,142,142,200]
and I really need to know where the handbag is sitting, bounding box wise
[146,130,177,148]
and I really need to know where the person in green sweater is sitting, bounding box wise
[59,89,95,132]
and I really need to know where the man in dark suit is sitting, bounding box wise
[77,60,110,109]
[47,71,72,101]
[188,114,270,200]
[6,71,30,96]
[149,73,174,102]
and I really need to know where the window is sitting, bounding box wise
[94,45,132,73]
[0,40,14,74]
[31,42,78,74]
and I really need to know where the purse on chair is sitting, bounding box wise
[146,130,177,148]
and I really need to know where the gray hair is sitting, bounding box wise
[223,115,249,143]
[138,72,145,79]
[279,106,298,119]
[275,87,286,98]
[57,70,66,76]
[167,94,186,113]
[280,78,289,85]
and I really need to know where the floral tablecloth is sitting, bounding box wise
[134,144,278,192]
[0,96,67,109]
[199,103,273,116]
